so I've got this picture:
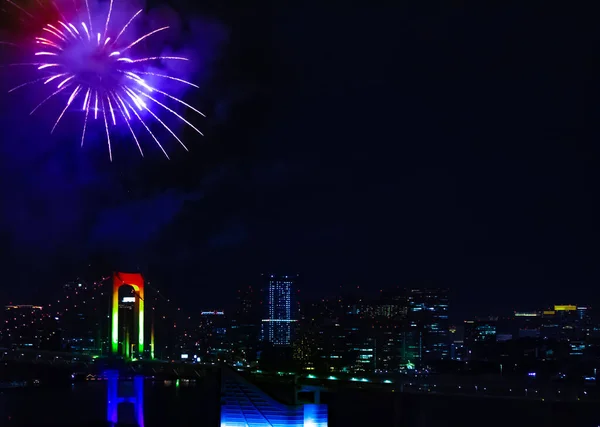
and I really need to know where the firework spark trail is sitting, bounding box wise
[113,9,141,44]
[81,90,89,147]
[122,26,169,52]
[125,99,169,159]
[135,71,199,88]
[101,97,112,161]
[30,85,68,114]
[84,0,92,34]
[8,76,46,93]
[136,90,204,136]
[6,0,205,160]
[103,0,113,40]
[5,0,33,18]
[129,56,188,64]
[111,91,143,156]
[51,83,80,132]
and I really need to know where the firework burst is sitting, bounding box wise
[5,0,204,160]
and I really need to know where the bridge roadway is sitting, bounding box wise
[0,347,216,381]
[244,370,600,404]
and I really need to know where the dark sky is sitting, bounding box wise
[1,1,599,320]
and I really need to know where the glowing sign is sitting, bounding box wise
[543,311,555,315]
[201,311,224,315]
[514,312,538,317]
[122,297,135,303]
[554,305,577,311]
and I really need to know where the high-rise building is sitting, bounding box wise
[230,286,262,366]
[262,274,298,346]
[405,288,450,361]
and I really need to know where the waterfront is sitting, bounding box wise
[2,370,600,427]
[0,377,220,426]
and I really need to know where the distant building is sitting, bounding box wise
[539,305,591,341]
[200,310,229,362]
[2,305,44,349]
[262,274,298,346]
[463,318,497,360]
[513,311,542,339]
[230,286,262,366]
[55,280,109,355]
[405,288,450,361]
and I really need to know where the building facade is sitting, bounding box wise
[262,274,298,346]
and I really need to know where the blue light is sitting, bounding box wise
[383,380,393,384]
[304,404,328,427]
[221,371,328,427]
[106,370,144,426]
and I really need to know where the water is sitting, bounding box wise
[0,377,220,426]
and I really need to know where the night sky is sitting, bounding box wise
[0,1,599,320]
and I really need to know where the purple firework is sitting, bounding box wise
[7,0,204,160]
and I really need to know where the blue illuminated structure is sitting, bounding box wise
[106,370,145,427]
[304,404,328,427]
[221,369,327,427]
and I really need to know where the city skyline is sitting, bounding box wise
[2,271,596,337]
[3,274,599,374]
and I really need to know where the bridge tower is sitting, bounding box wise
[111,272,145,358]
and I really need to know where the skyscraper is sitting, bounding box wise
[405,288,450,361]
[262,274,298,346]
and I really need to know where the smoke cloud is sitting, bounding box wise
[0,0,229,272]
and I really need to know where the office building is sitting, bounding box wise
[405,288,450,361]
[262,274,298,346]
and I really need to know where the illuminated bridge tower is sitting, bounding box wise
[111,272,146,358]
